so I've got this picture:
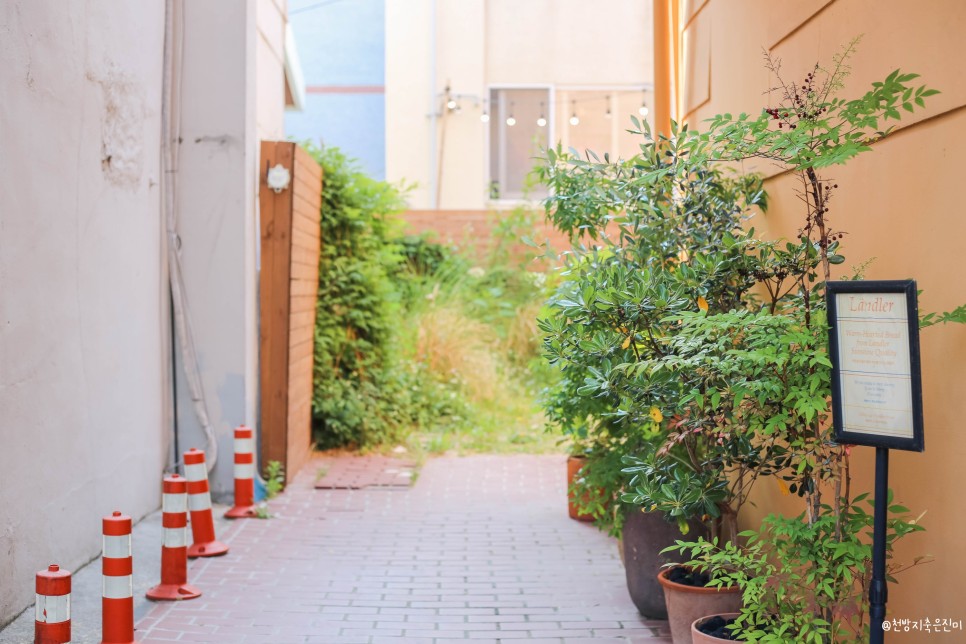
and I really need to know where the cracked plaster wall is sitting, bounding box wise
[0,0,167,627]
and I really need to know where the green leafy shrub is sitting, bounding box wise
[305,146,556,453]
[393,218,560,455]
[307,145,413,449]
[627,42,957,642]
[535,132,766,535]
[667,497,927,642]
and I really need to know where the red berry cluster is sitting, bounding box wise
[764,66,833,128]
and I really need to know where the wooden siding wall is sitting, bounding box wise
[259,141,323,483]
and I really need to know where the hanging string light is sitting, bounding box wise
[569,100,580,126]
[444,83,458,112]
[639,91,649,118]
[537,102,547,127]
[506,101,517,127]
[605,95,612,119]
[480,98,490,122]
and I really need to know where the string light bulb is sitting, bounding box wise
[506,102,516,127]
[639,99,649,118]
[569,100,579,126]
[480,111,490,123]
[443,84,456,112]
[605,95,612,119]
[537,102,547,127]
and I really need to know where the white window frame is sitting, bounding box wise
[484,83,654,207]
[485,84,554,207]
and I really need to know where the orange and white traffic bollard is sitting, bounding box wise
[102,510,139,643]
[146,474,201,601]
[225,426,258,519]
[183,448,229,558]
[35,564,70,644]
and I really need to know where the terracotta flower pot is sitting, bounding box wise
[691,613,741,643]
[566,455,595,521]
[657,568,741,644]
[622,511,707,619]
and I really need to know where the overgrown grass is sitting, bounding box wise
[389,219,563,457]
[306,144,561,456]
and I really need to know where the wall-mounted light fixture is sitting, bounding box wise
[267,163,291,193]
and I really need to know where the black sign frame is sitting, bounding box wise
[826,279,925,452]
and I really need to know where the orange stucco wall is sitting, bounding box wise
[676,0,966,620]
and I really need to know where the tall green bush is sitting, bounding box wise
[307,145,411,449]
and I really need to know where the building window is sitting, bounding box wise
[487,86,652,202]
[488,88,550,201]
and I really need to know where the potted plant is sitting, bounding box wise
[535,127,767,617]
[669,498,927,642]
[646,42,962,642]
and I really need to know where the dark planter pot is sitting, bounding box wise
[658,569,741,644]
[692,613,741,643]
[622,510,707,619]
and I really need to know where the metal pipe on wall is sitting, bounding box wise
[652,0,674,138]
[161,0,218,473]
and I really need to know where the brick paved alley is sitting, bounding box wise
[135,454,671,643]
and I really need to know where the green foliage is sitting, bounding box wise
[304,145,556,453]
[539,42,960,634]
[255,460,286,519]
[535,124,767,535]
[620,308,834,538]
[393,216,561,456]
[919,303,966,328]
[666,497,928,642]
[306,144,415,449]
[264,460,285,499]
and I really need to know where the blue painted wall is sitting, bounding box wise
[286,0,386,179]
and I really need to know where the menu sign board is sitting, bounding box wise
[826,280,924,451]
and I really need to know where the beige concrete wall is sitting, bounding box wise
[386,0,435,208]
[257,0,288,141]
[386,0,653,210]
[175,0,262,501]
[0,1,167,626]
[679,0,966,621]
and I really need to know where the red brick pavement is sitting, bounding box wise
[314,455,417,489]
[135,454,671,643]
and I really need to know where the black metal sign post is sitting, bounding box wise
[870,445,889,643]
[826,280,925,644]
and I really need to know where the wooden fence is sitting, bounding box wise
[258,141,323,482]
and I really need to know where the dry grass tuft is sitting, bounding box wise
[415,305,500,402]
[503,299,543,364]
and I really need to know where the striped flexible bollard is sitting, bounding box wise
[146,474,201,601]
[225,426,258,519]
[183,448,229,558]
[35,564,70,644]
[102,511,138,643]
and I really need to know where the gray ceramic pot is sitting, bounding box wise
[621,509,706,619]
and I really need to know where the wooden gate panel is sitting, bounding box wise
[259,141,322,482]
